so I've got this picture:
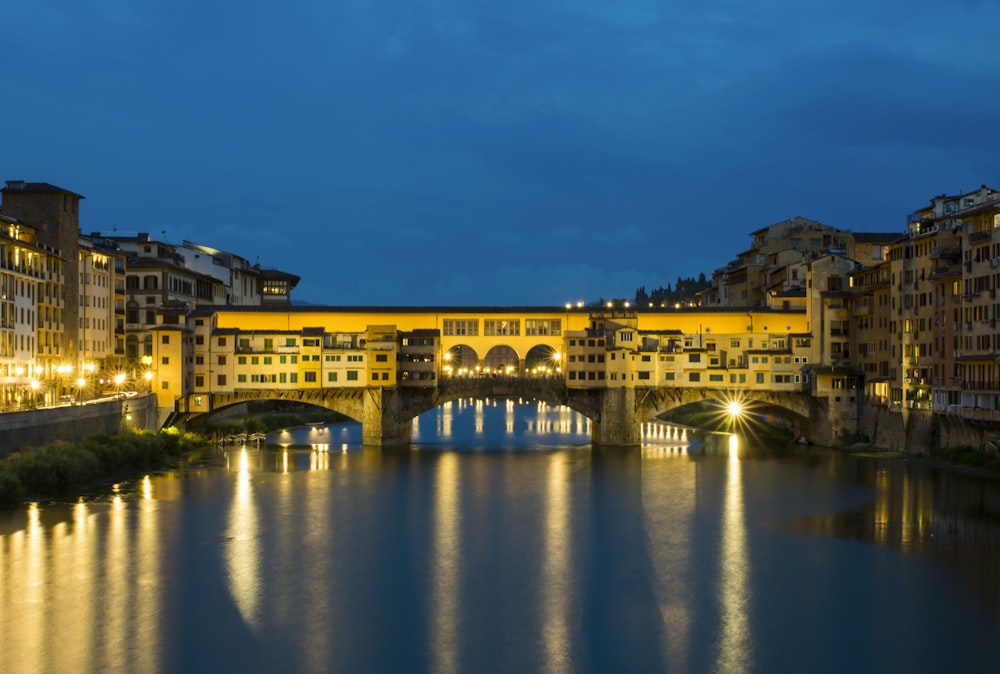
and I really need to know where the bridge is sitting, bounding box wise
[154,302,854,445]
[197,377,827,446]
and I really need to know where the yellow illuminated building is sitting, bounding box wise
[0,213,67,408]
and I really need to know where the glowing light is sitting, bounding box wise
[726,401,743,418]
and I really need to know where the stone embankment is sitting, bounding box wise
[859,404,997,455]
[0,393,158,457]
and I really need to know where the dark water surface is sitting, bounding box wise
[3,400,1000,673]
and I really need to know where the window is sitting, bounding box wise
[328,372,338,382]
[443,319,479,336]
[483,319,520,336]
[264,338,273,351]
[285,338,296,347]
[237,374,247,383]
[689,372,701,382]
[689,353,701,363]
[195,375,204,387]
[217,375,227,386]
[263,356,272,365]
[161,335,170,344]
[239,338,250,349]
[305,371,317,383]
[525,319,561,336]
[161,357,169,365]
[195,356,204,365]
[375,353,388,362]
[347,371,358,381]
[217,356,226,365]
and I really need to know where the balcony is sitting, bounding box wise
[969,230,992,243]
[929,246,961,260]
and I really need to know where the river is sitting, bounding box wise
[2,399,1000,673]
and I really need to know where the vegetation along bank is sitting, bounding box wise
[0,428,206,507]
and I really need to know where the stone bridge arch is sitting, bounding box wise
[443,344,479,375]
[634,387,825,440]
[197,389,370,427]
[483,345,519,373]
[524,345,560,374]
[175,384,831,448]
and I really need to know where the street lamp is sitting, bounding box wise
[144,370,153,391]
[114,373,126,398]
[30,379,40,408]
[76,377,86,404]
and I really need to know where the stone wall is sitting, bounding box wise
[858,403,995,454]
[0,393,158,457]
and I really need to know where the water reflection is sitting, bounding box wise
[225,447,261,629]
[430,452,461,674]
[715,435,750,673]
[262,400,684,456]
[4,408,1000,672]
[787,451,1000,613]
[542,453,573,674]
[0,482,168,673]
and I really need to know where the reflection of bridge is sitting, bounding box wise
[160,304,856,446]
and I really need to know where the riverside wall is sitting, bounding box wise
[859,403,998,455]
[0,393,159,457]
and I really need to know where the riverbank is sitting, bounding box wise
[0,428,207,507]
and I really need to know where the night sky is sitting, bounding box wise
[4,2,998,305]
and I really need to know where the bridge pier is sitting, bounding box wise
[362,388,413,447]
[591,388,643,447]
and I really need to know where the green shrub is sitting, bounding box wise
[0,429,208,505]
[0,468,24,507]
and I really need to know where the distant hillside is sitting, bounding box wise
[635,274,710,307]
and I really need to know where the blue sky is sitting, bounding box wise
[4,1,999,305]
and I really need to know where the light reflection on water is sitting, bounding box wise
[715,434,749,674]
[2,403,1000,673]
